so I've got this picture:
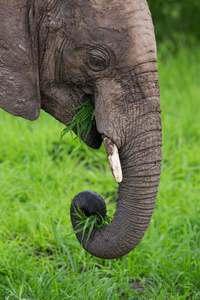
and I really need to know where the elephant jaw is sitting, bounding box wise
[103,136,123,183]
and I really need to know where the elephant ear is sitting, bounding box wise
[0,0,40,120]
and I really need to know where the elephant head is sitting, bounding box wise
[0,0,162,259]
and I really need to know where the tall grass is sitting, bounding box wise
[0,46,200,299]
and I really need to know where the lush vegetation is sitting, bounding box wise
[0,45,199,299]
[148,0,200,47]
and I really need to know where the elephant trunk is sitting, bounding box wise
[70,97,162,259]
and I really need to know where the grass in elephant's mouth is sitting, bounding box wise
[60,99,95,147]
[73,204,111,247]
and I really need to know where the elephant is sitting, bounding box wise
[0,0,162,259]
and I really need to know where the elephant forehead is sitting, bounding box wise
[65,0,132,43]
[65,0,157,70]
[89,0,151,33]
[90,0,146,13]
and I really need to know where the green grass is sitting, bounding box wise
[60,99,95,148]
[71,204,111,247]
[0,45,200,299]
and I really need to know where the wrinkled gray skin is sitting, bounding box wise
[0,0,162,259]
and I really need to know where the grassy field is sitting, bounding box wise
[0,46,200,299]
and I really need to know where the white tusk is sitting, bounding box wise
[103,136,123,183]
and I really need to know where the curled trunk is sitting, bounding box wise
[70,102,162,259]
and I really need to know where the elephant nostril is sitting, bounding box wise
[82,94,95,107]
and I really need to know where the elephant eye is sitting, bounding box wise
[87,49,109,72]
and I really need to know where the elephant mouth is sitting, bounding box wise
[82,95,122,183]
[41,90,122,182]
[79,93,102,149]
[80,122,102,149]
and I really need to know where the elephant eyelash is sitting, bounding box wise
[87,48,110,71]
[88,54,107,71]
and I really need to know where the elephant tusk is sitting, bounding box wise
[103,136,123,183]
